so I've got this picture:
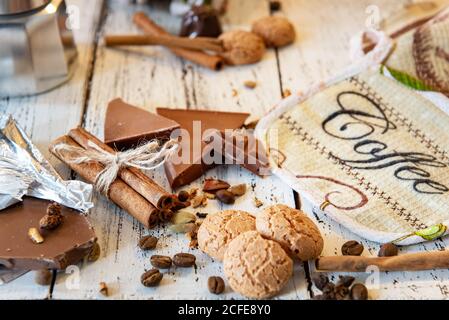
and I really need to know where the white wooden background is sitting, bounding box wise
[1,0,449,300]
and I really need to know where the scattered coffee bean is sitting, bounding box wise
[28,228,44,244]
[99,282,109,296]
[139,235,158,251]
[228,184,247,197]
[208,276,225,294]
[196,212,208,219]
[150,255,172,269]
[215,190,235,205]
[203,178,230,193]
[173,253,196,268]
[141,269,163,287]
[244,80,257,89]
[341,240,364,256]
[337,275,355,288]
[351,283,368,300]
[34,269,52,286]
[378,243,398,257]
[312,274,329,291]
[87,242,101,262]
[178,190,191,202]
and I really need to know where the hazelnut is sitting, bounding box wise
[219,30,266,65]
[252,16,295,47]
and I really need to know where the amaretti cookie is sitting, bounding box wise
[256,204,323,261]
[197,210,256,261]
[223,231,293,299]
[252,16,295,47]
[219,30,266,65]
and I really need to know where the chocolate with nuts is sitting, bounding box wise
[0,197,96,270]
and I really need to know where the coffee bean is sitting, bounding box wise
[337,275,355,288]
[178,190,191,202]
[311,274,329,291]
[34,269,52,286]
[173,253,196,267]
[208,276,225,294]
[215,190,235,205]
[141,269,163,287]
[139,235,158,251]
[87,242,101,262]
[150,255,172,269]
[378,243,398,257]
[351,283,368,300]
[341,240,364,256]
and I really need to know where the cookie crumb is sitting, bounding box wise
[99,282,109,296]
[253,197,264,208]
[283,89,292,98]
[244,81,257,89]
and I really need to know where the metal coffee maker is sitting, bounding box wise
[0,0,77,98]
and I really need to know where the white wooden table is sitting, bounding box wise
[1,0,449,300]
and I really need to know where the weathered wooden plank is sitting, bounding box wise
[277,0,449,300]
[0,0,104,299]
[51,0,307,300]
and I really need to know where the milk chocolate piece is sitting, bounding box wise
[156,108,249,188]
[104,98,180,150]
[0,198,97,270]
[180,5,223,38]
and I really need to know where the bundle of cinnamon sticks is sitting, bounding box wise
[49,127,177,228]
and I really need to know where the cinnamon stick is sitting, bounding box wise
[316,250,449,272]
[104,34,224,53]
[133,12,224,71]
[49,136,159,228]
[68,127,173,210]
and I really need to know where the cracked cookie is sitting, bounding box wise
[223,231,293,299]
[252,16,295,47]
[256,204,323,261]
[198,210,256,261]
[219,30,266,65]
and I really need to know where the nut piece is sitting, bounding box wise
[244,81,257,89]
[378,243,398,257]
[203,178,231,193]
[253,197,263,208]
[351,283,368,300]
[39,214,63,230]
[219,30,266,65]
[208,276,225,294]
[341,240,364,256]
[192,194,208,208]
[28,228,44,244]
[141,269,163,287]
[215,190,235,204]
[252,16,295,47]
[87,242,101,262]
[99,282,109,296]
[228,184,247,197]
[47,202,62,216]
[150,255,172,269]
[139,235,158,251]
[173,253,196,268]
[35,269,52,286]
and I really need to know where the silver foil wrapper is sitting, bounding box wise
[0,115,93,212]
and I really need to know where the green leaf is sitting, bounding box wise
[381,65,435,91]
[415,224,447,241]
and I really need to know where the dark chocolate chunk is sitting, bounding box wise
[105,98,180,150]
[0,197,96,270]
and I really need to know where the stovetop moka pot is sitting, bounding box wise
[0,0,77,98]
